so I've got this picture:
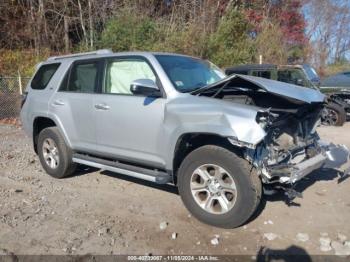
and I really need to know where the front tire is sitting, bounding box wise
[177,145,261,228]
[321,102,346,126]
[37,127,76,178]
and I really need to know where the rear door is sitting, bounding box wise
[48,59,103,152]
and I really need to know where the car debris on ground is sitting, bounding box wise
[296,233,309,242]
[319,237,332,252]
[159,222,168,231]
[171,232,177,240]
[211,235,220,246]
[263,233,278,241]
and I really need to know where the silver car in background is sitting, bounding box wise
[20,50,350,228]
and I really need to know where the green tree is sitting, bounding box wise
[152,21,210,58]
[207,8,255,67]
[99,13,157,52]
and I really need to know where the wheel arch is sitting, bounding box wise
[171,132,243,184]
[32,116,71,154]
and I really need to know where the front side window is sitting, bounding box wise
[104,59,156,94]
[155,55,225,93]
[62,62,98,93]
[31,63,60,90]
[278,69,312,88]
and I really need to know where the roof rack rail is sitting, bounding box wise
[47,49,113,61]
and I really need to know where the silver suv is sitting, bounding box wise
[20,50,349,228]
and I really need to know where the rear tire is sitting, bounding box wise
[177,145,261,228]
[322,102,346,126]
[37,127,76,178]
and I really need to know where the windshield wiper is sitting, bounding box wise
[181,83,206,93]
[190,75,236,95]
[211,81,231,97]
[182,87,202,93]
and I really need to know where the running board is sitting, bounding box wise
[72,153,171,184]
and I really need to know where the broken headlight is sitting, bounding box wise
[255,110,279,128]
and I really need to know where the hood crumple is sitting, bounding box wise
[192,74,325,104]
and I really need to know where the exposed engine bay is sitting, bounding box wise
[193,74,350,186]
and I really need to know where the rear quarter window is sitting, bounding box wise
[31,63,60,90]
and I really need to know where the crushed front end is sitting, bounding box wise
[245,104,350,188]
[195,74,350,194]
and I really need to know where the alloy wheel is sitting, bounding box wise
[322,108,339,126]
[190,164,237,214]
[42,138,60,169]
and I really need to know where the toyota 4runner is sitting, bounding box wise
[20,50,350,228]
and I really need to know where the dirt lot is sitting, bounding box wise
[0,123,350,257]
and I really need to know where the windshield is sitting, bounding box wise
[155,55,226,92]
[303,64,319,80]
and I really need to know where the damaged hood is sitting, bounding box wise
[192,74,326,104]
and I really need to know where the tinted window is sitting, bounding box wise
[31,63,60,90]
[104,59,156,94]
[225,70,248,76]
[252,70,271,79]
[63,62,98,92]
[278,69,309,87]
[278,70,292,83]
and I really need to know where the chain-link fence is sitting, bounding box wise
[0,77,31,123]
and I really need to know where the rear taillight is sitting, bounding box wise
[21,92,28,109]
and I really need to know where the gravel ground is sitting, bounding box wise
[0,123,350,256]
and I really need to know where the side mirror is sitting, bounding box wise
[296,78,304,86]
[130,79,161,97]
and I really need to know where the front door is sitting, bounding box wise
[94,57,166,168]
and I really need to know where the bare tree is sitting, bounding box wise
[305,0,350,72]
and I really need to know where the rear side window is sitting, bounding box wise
[61,62,98,93]
[225,70,248,76]
[31,63,60,90]
[252,70,271,79]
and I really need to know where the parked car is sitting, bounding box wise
[225,64,348,126]
[20,50,349,228]
[322,71,350,88]
[320,72,350,120]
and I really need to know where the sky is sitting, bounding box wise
[302,0,350,62]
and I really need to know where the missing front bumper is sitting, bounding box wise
[271,143,350,184]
